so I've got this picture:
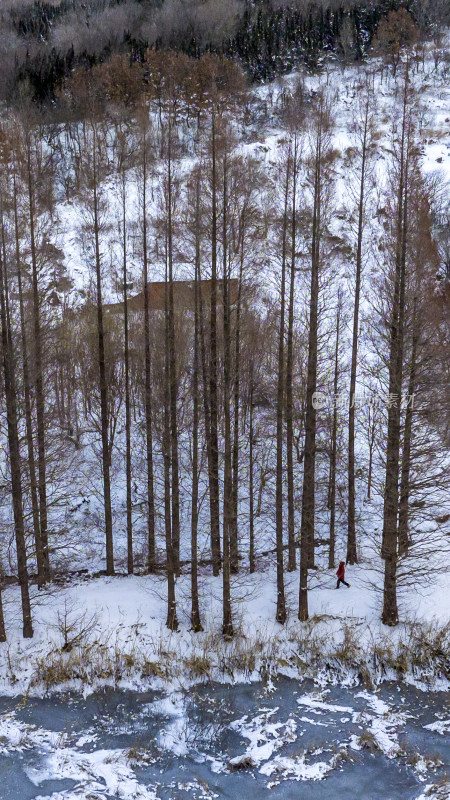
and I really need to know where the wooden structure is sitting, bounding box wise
[105,278,239,314]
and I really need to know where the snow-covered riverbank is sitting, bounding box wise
[1,562,449,697]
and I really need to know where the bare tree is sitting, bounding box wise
[11,143,42,582]
[136,105,157,573]
[190,168,203,632]
[286,133,300,573]
[328,292,343,569]
[114,120,134,574]
[347,80,376,565]
[381,65,413,625]
[23,120,51,584]
[76,105,115,576]
[0,162,33,638]
[299,93,334,621]
[275,145,290,625]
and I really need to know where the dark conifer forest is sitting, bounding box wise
[0,0,449,103]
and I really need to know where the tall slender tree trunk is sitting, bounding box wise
[398,297,418,556]
[222,152,233,637]
[286,134,298,572]
[367,409,375,501]
[0,577,6,642]
[221,153,239,577]
[249,368,255,574]
[142,128,156,572]
[164,253,178,631]
[0,211,33,638]
[92,128,114,576]
[191,174,203,632]
[166,115,180,576]
[13,167,43,584]
[209,111,221,576]
[347,98,370,565]
[328,298,341,569]
[121,167,133,575]
[230,221,244,574]
[382,70,410,626]
[299,115,323,621]
[26,135,50,584]
[275,150,290,625]
[197,262,217,575]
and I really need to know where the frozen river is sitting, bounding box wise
[0,678,448,799]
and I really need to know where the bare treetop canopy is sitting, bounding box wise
[105,279,239,313]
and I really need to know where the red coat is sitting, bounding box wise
[336,563,345,579]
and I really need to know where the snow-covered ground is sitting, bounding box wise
[1,557,449,697]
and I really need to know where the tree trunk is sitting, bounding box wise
[299,116,323,621]
[222,151,233,637]
[398,298,418,556]
[209,113,221,576]
[367,406,375,501]
[0,212,33,638]
[166,115,181,576]
[13,167,43,584]
[0,579,6,642]
[347,98,370,565]
[230,218,244,574]
[197,260,218,575]
[275,149,290,625]
[26,135,50,584]
[164,256,178,631]
[191,176,203,632]
[92,127,114,576]
[382,70,410,626]
[286,134,298,572]
[249,371,255,574]
[121,166,133,575]
[142,126,156,573]
[328,298,341,569]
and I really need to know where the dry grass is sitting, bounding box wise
[357,729,380,753]
[15,615,450,692]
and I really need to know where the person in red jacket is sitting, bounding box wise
[336,561,350,588]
